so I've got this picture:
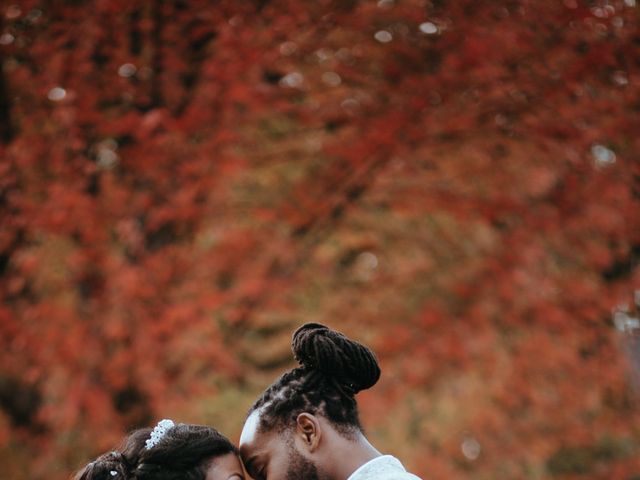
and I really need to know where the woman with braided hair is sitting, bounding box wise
[74,420,245,480]
[239,323,422,480]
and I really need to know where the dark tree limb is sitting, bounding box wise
[0,37,14,143]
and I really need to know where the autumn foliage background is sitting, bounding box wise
[1,0,640,479]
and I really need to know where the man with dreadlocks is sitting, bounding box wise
[239,323,423,480]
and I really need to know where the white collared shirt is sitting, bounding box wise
[347,455,423,480]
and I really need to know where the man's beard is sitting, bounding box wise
[285,445,320,480]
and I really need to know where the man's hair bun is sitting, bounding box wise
[291,323,381,395]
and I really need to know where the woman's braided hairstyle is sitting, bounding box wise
[249,323,381,436]
[74,424,238,480]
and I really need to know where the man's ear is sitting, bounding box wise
[295,413,321,452]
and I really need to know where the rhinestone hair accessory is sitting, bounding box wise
[145,419,175,450]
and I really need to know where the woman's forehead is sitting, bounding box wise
[205,453,244,480]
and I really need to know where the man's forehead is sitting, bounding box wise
[240,409,262,448]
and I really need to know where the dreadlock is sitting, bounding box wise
[249,323,381,436]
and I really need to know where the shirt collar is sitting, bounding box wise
[347,455,407,480]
